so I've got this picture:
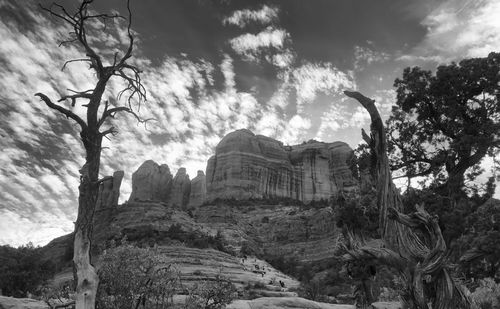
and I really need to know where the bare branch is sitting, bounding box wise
[62,58,92,71]
[35,93,87,131]
[96,176,113,185]
[116,0,134,67]
[100,126,118,137]
[58,91,93,107]
[114,64,147,107]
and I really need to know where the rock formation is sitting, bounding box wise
[169,168,191,209]
[93,171,124,252]
[129,160,172,202]
[206,129,357,203]
[188,170,206,208]
[96,170,124,210]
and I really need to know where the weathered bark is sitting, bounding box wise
[36,2,146,308]
[342,91,471,309]
[73,132,102,309]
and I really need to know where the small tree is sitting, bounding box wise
[97,244,180,309]
[184,274,237,309]
[35,1,146,308]
[0,243,56,297]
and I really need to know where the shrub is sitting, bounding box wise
[240,241,257,256]
[184,274,237,309]
[40,280,75,308]
[299,279,327,302]
[470,278,500,309]
[97,244,180,309]
[193,269,203,276]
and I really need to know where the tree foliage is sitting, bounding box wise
[184,274,237,309]
[458,199,500,281]
[0,243,56,297]
[387,52,500,198]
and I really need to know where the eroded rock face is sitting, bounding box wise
[188,170,206,208]
[93,170,124,252]
[206,129,357,203]
[96,170,124,210]
[129,160,172,202]
[169,168,191,209]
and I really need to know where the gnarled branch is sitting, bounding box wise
[35,93,87,131]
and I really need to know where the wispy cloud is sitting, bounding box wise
[229,27,290,61]
[0,1,362,246]
[399,0,500,63]
[223,5,278,28]
[354,45,390,71]
[291,62,355,113]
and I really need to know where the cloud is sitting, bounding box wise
[223,5,279,28]
[353,45,390,71]
[315,89,395,140]
[291,62,355,113]
[399,0,500,63]
[229,26,290,61]
[0,1,358,247]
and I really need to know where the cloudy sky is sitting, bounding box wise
[1,0,499,247]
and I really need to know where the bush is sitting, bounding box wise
[97,243,180,309]
[470,278,500,309]
[184,274,237,309]
[40,280,75,308]
[299,279,327,302]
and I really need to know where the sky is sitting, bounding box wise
[0,0,499,247]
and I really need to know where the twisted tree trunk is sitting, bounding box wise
[342,91,471,309]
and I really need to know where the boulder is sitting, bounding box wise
[227,297,355,309]
[371,302,402,309]
[188,170,206,208]
[0,296,49,309]
[129,160,172,202]
[169,168,191,209]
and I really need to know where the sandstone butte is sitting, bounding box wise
[38,129,383,308]
[128,129,362,207]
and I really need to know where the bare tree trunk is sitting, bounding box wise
[37,2,148,307]
[74,133,102,309]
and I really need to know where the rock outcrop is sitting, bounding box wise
[227,297,355,309]
[206,129,357,203]
[0,296,49,309]
[96,170,124,210]
[169,168,191,209]
[92,171,125,252]
[188,170,206,208]
[129,160,172,202]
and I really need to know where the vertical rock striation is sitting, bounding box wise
[125,129,359,207]
[188,170,206,208]
[169,168,191,209]
[206,129,357,203]
[93,170,124,251]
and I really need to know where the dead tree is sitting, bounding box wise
[341,91,471,309]
[35,1,146,308]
